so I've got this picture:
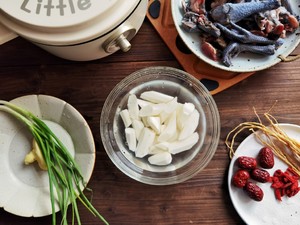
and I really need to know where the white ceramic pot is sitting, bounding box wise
[0,0,148,61]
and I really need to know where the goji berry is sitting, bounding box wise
[271,181,284,189]
[275,188,282,201]
[287,167,300,178]
[270,167,300,201]
[273,169,283,177]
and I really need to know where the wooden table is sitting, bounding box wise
[1,17,300,225]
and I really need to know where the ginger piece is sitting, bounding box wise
[24,139,47,170]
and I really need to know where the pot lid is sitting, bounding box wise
[0,0,141,45]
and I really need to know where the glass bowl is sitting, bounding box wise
[100,66,220,185]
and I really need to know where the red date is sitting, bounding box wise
[232,169,250,188]
[244,181,264,201]
[237,156,257,170]
[258,147,274,169]
[251,168,271,183]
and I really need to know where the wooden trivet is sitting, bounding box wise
[147,0,255,95]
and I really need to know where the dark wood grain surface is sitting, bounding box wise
[1,17,300,225]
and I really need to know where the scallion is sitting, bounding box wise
[0,100,108,225]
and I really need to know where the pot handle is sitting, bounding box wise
[0,23,18,45]
[103,25,136,54]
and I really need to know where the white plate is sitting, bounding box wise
[171,0,300,72]
[228,123,300,225]
[0,95,95,217]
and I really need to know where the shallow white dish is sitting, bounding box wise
[0,95,95,217]
[228,123,300,225]
[171,0,300,72]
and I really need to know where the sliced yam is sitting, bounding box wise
[135,127,156,158]
[139,103,165,117]
[132,119,144,141]
[137,98,153,108]
[147,116,161,134]
[149,142,169,155]
[148,152,172,166]
[164,97,178,114]
[177,102,195,131]
[127,94,139,120]
[125,128,136,151]
[159,110,172,124]
[141,116,150,127]
[178,109,199,141]
[158,111,177,142]
[120,109,132,127]
[140,91,174,103]
[121,91,200,164]
[168,132,199,155]
[182,102,195,115]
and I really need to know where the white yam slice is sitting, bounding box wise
[135,127,156,158]
[178,109,199,140]
[149,142,169,155]
[176,103,187,130]
[168,132,199,155]
[158,111,177,142]
[139,103,165,117]
[140,91,174,103]
[148,152,172,166]
[132,119,144,141]
[163,97,178,114]
[125,128,136,151]
[120,109,132,128]
[147,116,161,134]
[182,102,195,115]
[141,116,149,127]
[137,98,152,108]
[127,94,139,120]
[159,111,171,124]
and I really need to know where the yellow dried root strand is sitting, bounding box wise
[225,121,264,159]
[226,112,300,176]
[254,131,300,176]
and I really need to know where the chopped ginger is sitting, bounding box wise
[24,139,47,170]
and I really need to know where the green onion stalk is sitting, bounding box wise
[0,100,109,225]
